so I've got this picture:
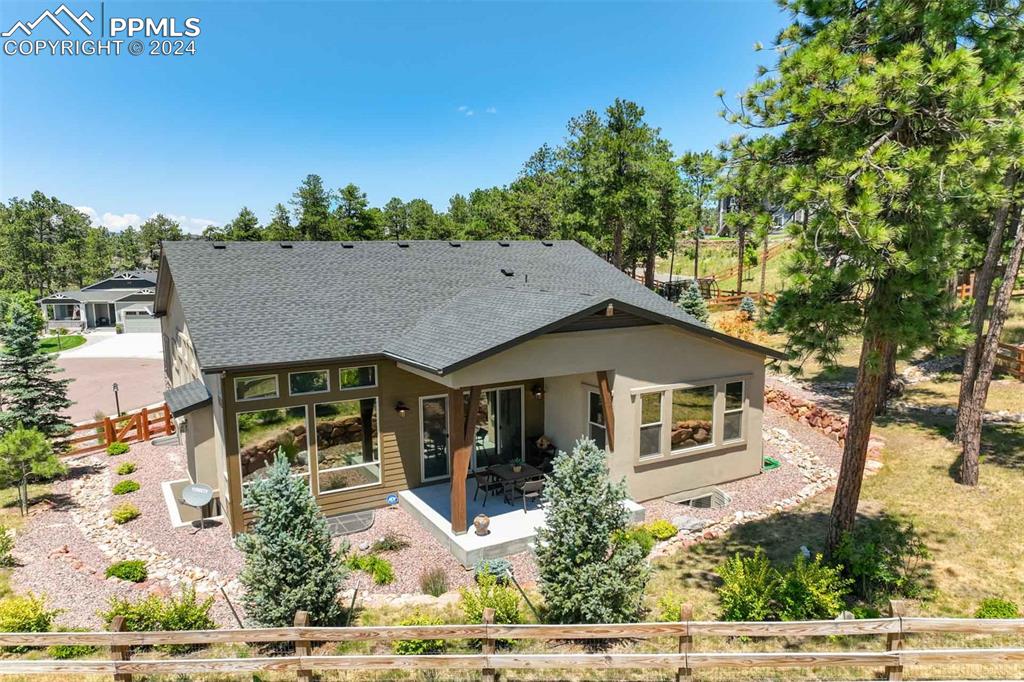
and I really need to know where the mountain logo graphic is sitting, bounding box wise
[2,4,94,37]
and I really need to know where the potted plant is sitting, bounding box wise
[511,457,524,473]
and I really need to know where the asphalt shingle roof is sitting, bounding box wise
[159,240,781,373]
[164,378,212,416]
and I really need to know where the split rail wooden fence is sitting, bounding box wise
[0,605,1021,679]
[995,342,1024,381]
[58,404,175,457]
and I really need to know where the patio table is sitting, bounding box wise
[487,463,543,503]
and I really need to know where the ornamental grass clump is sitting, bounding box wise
[111,503,140,524]
[105,559,148,583]
[106,441,130,456]
[535,438,648,624]
[237,452,348,626]
[112,479,140,495]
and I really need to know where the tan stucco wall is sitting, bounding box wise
[438,325,767,502]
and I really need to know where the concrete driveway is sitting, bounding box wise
[55,334,165,422]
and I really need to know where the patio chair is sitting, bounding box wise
[514,478,544,513]
[472,470,505,507]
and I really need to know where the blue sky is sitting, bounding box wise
[0,1,787,231]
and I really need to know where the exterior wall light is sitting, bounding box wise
[395,401,410,417]
[531,384,544,400]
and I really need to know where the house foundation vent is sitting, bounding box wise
[665,486,731,510]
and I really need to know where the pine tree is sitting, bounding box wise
[535,438,648,624]
[0,425,65,516]
[677,280,709,324]
[739,296,757,321]
[0,294,72,440]
[291,174,335,241]
[237,454,348,626]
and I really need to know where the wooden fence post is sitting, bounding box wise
[139,407,150,441]
[294,610,312,682]
[677,603,693,682]
[886,599,906,681]
[482,607,497,682]
[163,405,173,435]
[103,417,115,448]
[110,615,131,682]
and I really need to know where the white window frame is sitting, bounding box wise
[723,380,746,443]
[419,393,450,483]
[288,368,331,397]
[313,396,383,495]
[338,364,378,391]
[236,405,311,508]
[637,391,663,460]
[669,382,717,456]
[585,387,608,449]
[465,385,526,471]
[233,374,279,402]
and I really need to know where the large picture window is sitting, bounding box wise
[315,398,380,493]
[339,365,377,390]
[671,385,714,452]
[639,392,662,458]
[237,406,309,490]
[724,380,745,441]
[234,375,279,401]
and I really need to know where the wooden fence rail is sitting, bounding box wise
[995,342,1024,381]
[56,403,175,457]
[0,608,1022,679]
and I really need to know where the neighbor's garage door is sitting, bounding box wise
[123,313,160,333]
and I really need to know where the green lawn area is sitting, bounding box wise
[38,334,86,353]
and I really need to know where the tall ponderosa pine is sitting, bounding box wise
[237,454,348,626]
[535,438,648,624]
[0,294,72,440]
[291,174,335,241]
[728,0,1007,553]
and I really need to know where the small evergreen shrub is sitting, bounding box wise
[739,296,757,321]
[834,516,930,600]
[105,560,148,583]
[975,598,1020,619]
[644,519,679,541]
[677,281,710,324]
[346,553,395,585]
[112,479,140,495]
[47,628,97,659]
[460,570,521,625]
[111,503,140,524]
[614,525,655,556]
[776,554,851,621]
[0,594,59,653]
[102,586,215,652]
[0,525,14,567]
[370,531,410,553]
[474,558,512,584]
[717,549,780,621]
[419,567,449,597]
[106,441,130,456]
[115,461,136,476]
[393,613,447,655]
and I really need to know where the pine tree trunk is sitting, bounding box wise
[613,218,624,270]
[958,203,1023,486]
[693,234,700,280]
[826,332,894,556]
[19,475,27,517]
[644,234,657,289]
[736,226,746,296]
[759,233,768,314]
[874,343,897,416]
[955,171,1018,444]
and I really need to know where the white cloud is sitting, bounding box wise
[485,106,497,114]
[75,206,97,221]
[101,212,143,230]
[75,206,219,233]
[457,105,475,117]
[152,212,219,233]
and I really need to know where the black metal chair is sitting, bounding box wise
[472,469,505,507]
[514,477,545,512]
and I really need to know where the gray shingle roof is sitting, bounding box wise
[164,379,212,416]
[158,240,782,373]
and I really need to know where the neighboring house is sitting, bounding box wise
[155,240,784,540]
[38,271,160,333]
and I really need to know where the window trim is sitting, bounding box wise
[723,380,746,444]
[313,396,383,495]
[465,384,526,472]
[338,364,378,391]
[236,404,311,507]
[419,393,450,483]
[233,374,280,402]
[288,368,331,397]
[585,387,608,449]
[669,383,717,456]
[638,391,663,460]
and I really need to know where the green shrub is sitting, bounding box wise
[111,503,140,524]
[460,570,522,626]
[393,613,447,655]
[614,525,655,556]
[47,628,97,659]
[644,519,679,541]
[102,586,215,652]
[0,525,14,567]
[419,567,449,597]
[975,598,1020,619]
[776,554,851,621]
[370,531,410,553]
[834,516,930,600]
[0,594,59,652]
[535,439,648,624]
[106,441,130,456]
[105,560,148,583]
[112,479,140,495]
[474,558,512,584]
[115,461,136,476]
[717,549,781,621]
[346,553,395,585]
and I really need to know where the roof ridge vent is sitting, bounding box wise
[279,242,294,249]
[212,242,227,250]
[541,240,553,246]
[500,268,514,277]
[341,242,354,249]
[498,241,510,247]
[396,241,409,248]
[448,241,461,247]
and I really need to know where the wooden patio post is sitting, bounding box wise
[448,386,479,534]
[596,370,615,451]
[110,615,132,682]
